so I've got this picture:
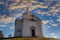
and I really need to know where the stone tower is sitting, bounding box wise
[14,7,43,37]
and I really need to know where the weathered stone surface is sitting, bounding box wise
[14,10,43,37]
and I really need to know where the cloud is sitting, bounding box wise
[48,9,59,16]
[42,20,49,24]
[48,2,60,16]
[0,1,9,8]
[37,10,52,16]
[57,19,60,22]
[42,20,55,25]
[0,29,2,31]
[0,24,7,28]
[45,33,58,38]
[50,33,55,35]
[43,20,58,27]
[37,11,48,15]
[49,9,59,13]
[50,5,56,9]
[43,25,51,32]
[39,5,48,8]
[10,27,14,29]
[10,10,23,19]
[0,6,24,28]
[58,16,60,18]
[0,13,23,27]
[8,0,20,5]
[2,24,7,27]
[57,16,60,22]
[0,2,5,4]
[49,33,58,38]
[56,2,60,6]
[0,0,60,38]
[44,0,59,2]
[47,26,51,28]
[0,14,15,28]
[0,17,13,23]
[9,0,48,10]
[42,20,58,28]
[9,5,26,10]
[51,24,58,27]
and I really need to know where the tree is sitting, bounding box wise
[0,31,3,38]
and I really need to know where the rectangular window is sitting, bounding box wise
[29,18,36,22]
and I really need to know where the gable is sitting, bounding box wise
[23,12,41,22]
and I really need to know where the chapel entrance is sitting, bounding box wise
[31,27,36,37]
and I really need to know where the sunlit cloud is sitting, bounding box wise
[9,0,48,11]
[0,17,13,23]
[42,20,55,25]
[42,20,58,28]
[51,24,58,27]
[0,14,14,27]
[42,20,49,25]
[10,5,26,10]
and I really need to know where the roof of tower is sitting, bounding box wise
[15,7,42,21]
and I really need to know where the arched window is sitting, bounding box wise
[29,15,36,22]
[29,18,36,22]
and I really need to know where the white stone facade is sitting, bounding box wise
[14,12,43,37]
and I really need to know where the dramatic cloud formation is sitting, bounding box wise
[0,0,60,38]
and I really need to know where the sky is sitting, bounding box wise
[0,0,60,38]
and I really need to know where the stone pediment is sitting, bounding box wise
[23,12,41,22]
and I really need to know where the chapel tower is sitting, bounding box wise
[14,7,43,37]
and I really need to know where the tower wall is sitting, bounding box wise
[22,20,43,37]
[14,19,23,37]
[14,9,43,37]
